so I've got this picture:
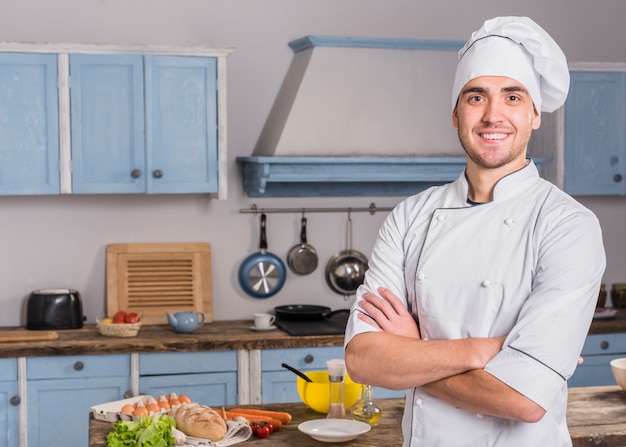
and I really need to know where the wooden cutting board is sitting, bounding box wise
[0,330,59,343]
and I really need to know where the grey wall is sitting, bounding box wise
[0,0,624,326]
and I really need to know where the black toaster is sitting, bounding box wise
[26,289,85,330]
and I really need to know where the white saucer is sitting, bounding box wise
[249,325,277,332]
[298,419,371,443]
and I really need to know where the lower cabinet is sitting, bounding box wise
[260,347,405,404]
[568,333,626,387]
[26,354,130,447]
[139,351,238,406]
[0,358,18,447]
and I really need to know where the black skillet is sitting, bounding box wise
[274,304,349,321]
[238,213,286,299]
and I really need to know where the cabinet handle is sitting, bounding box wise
[601,340,610,350]
[153,169,163,179]
[10,395,20,406]
[614,174,623,183]
[124,390,134,399]
[304,354,314,364]
[73,361,84,371]
[131,169,142,179]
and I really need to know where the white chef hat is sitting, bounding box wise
[451,16,569,113]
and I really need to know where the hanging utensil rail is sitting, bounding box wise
[239,202,394,215]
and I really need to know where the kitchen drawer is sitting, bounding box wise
[27,354,130,380]
[261,346,344,371]
[140,372,237,406]
[0,358,16,381]
[580,333,626,356]
[139,351,237,375]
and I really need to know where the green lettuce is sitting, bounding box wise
[107,414,176,447]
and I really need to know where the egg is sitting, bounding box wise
[147,402,160,414]
[169,398,181,408]
[133,405,149,417]
[158,395,171,411]
[178,394,192,404]
[120,404,135,415]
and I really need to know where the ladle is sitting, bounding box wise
[281,362,313,382]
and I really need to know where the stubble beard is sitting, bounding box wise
[457,125,532,170]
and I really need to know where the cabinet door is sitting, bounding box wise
[69,54,146,193]
[139,351,238,406]
[27,354,130,447]
[146,56,218,193]
[569,333,626,387]
[0,53,59,195]
[565,71,626,195]
[0,359,18,447]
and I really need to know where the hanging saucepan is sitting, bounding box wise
[286,216,318,275]
[274,304,350,321]
[325,213,369,297]
[238,213,286,299]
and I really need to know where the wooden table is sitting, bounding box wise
[89,386,626,447]
[89,399,406,447]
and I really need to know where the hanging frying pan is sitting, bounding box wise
[238,213,286,299]
[286,216,319,275]
[325,213,369,297]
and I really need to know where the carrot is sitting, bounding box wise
[227,407,292,424]
[223,411,283,430]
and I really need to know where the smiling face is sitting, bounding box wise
[453,76,541,178]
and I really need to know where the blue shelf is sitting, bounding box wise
[237,156,467,197]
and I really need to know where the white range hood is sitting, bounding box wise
[237,36,549,197]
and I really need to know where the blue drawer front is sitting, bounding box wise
[140,372,237,406]
[27,354,130,379]
[140,351,237,375]
[0,358,17,381]
[580,333,626,356]
[261,346,344,372]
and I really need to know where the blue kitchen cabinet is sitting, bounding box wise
[139,351,238,406]
[568,333,626,387]
[260,347,405,404]
[0,53,59,195]
[564,71,626,195]
[70,54,218,194]
[0,359,18,447]
[27,354,130,447]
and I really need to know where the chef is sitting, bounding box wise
[344,16,606,447]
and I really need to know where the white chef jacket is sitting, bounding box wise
[344,160,606,447]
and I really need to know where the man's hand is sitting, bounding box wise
[356,287,420,339]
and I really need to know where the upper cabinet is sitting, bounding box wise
[564,69,626,195]
[0,53,60,195]
[0,43,233,199]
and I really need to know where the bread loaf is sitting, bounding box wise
[170,403,227,441]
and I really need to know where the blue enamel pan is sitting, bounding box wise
[238,213,286,298]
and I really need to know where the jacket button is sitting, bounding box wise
[481,279,491,287]
[436,215,446,222]
[504,218,515,225]
[418,273,426,280]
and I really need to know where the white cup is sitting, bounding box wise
[254,313,276,329]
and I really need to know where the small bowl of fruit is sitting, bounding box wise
[97,311,142,337]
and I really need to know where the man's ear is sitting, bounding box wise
[452,105,459,129]
[532,106,541,130]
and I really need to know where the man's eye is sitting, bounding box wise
[469,95,483,103]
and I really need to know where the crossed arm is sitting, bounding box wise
[344,287,546,423]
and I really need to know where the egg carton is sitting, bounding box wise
[91,395,162,422]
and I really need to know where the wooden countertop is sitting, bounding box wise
[0,320,344,358]
[88,386,626,447]
[1,308,625,359]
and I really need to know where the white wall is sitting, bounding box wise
[0,0,624,326]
